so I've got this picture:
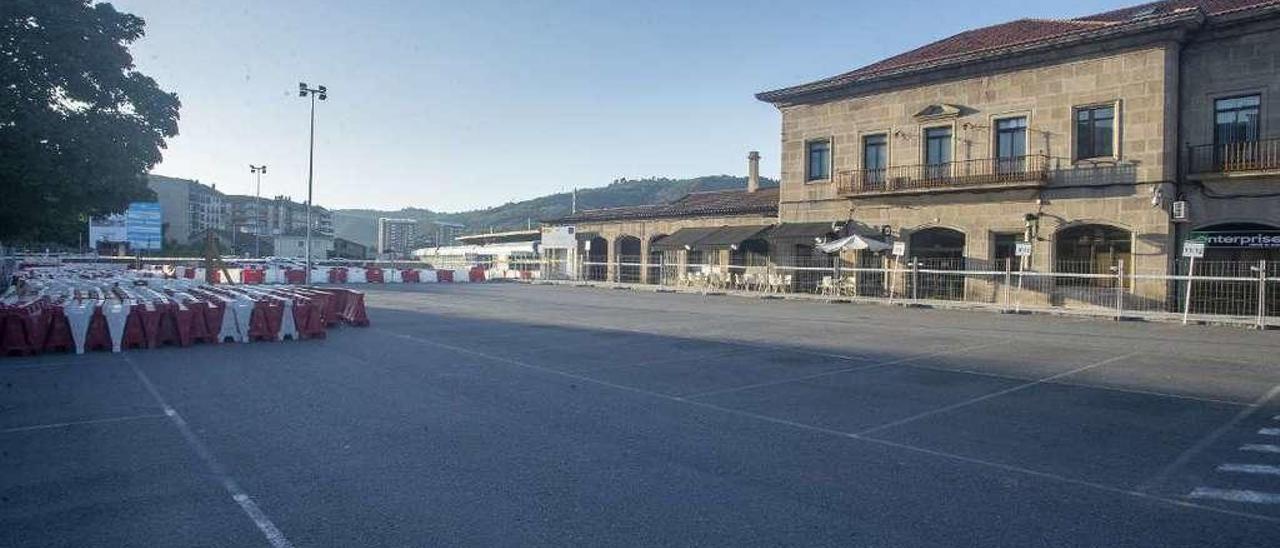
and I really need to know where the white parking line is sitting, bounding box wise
[0,414,166,434]
[1240,444,1280,454]
[1190,488,1280,504]
[1218,463,1280,476]
[855,352,1140,437]
[125,356,293,548]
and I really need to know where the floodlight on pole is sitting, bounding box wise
[298,82,328,277]
[250,164,267,258]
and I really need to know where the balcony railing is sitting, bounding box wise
[838,154,1051,196]
[1188,138,1280,175]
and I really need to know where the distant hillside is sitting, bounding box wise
[332,175,778,247]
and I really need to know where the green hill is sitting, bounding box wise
[332,175,778,247]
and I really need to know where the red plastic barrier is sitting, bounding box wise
[328,268,348,283]
[366,267,384,283]
[293,299,327,340]
[138,304,163,349]
[155,303,185,347]
[184,268,196,279]
[401,269,420,283]
[285,269,307,284]
[242,269,265,285]
[198,301,224,344]
[469,266,486,283]
[43,306,74,353]
[85,309,112,352]
[248,300,283,342]
[437,270,454,283]
[122,306,148,350]
[187,301,215,344]
[1,311,36,356]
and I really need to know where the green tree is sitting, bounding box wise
[0,0,179,244]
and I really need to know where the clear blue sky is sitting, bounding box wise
[112,0,1135,212]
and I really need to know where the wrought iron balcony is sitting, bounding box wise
[1187,138,1280,176]
[838,154,1051,196]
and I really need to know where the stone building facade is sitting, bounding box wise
[754,0,1280,302]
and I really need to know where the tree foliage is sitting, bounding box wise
[0,0,179,244]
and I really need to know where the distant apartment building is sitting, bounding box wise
[265,195,333,238]
[147,175,229,246]
[377,218,420,258]
[421,221,466,248]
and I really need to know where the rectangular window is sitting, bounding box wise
[1214,95,1260,147]
[995,117,1028,174]
[862,134,887,185]
[1075,105,1115,159]
[924,127,952,179]
[992,233,1024,271]
[806,139,831,181]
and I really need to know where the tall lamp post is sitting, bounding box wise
[249,164,267,258]
[298,82,327,277]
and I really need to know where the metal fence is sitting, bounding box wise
[555,254,1279,328]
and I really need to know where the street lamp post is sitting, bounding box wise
[250,165,267,258]
[298,82,327,279]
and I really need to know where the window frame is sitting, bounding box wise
[992,115,1029,160]
[861,132,889,172]
[804,137,833,183]
[922,125,954,166]
[1072,101,1121,162]
[1212,93,1262,147]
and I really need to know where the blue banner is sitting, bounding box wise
[125,202,163,251]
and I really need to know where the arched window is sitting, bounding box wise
[1054,224,1131,275]
[615,236,642,283]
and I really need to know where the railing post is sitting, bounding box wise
[911,257,919,303]
[1114,259,1125,320]
[1003,258,1012,312]
[886,256,895,304]
[1257,259,1267,330]
[1182,256,1196,325]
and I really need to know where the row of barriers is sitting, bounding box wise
[0,275,370,357]
[160,265,489,284]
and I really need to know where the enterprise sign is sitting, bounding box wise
[1190,231,1280,249]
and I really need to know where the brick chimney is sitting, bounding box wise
[747,151,760,193]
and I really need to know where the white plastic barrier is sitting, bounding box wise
[310,267,329,284]
[419,269,437,283]
[452,268,471,283]
[278,299,298,341]
[103,302,130,353]
[265,267,284,284]
[385,268,402,283]
[348,268,367,283]
[63,302,95,354]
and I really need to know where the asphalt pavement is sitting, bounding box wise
[3,282,1280,546]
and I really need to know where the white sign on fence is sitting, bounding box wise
[1182,240,1205,258]
[892,241,906,256]
[1015,242,1033,257]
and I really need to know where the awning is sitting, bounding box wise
[766,222,839,240]
[817,234,891,254]
[692,225,772,250]
[650,227,721,251]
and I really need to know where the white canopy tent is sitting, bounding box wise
[816,234,891,254]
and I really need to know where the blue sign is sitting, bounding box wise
[125,202,163,251]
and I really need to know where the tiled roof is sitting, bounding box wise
[757,0,1279,103]
[547,187,779,224]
